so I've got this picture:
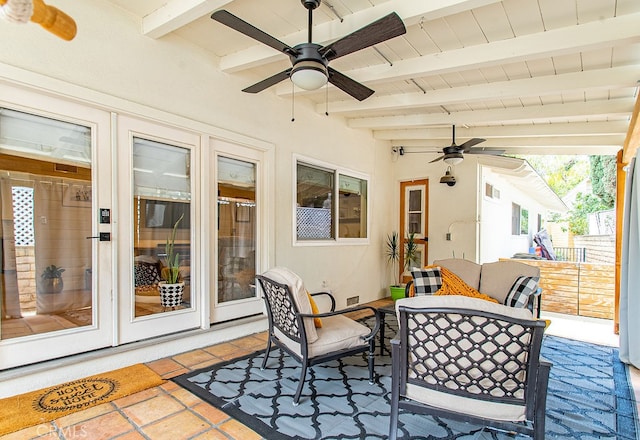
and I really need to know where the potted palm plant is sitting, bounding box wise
[158,214,185,309]
[385,232,405,300]
[39,265,65,294]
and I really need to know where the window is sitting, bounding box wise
[512,203,528,235]
[521,209,529,234]
[485,182,500,200]
[296,160,368,242]
[512,203,520,235]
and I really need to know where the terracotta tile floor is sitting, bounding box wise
[2,299,638,440]
[1,332,270,440]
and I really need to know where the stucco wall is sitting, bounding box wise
[393,157,480,264]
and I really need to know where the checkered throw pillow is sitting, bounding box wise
[504,275,539,308]
[411,267,442,296]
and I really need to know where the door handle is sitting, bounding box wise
[86,233,111,241]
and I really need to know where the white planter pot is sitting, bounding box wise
[158,282,185,309]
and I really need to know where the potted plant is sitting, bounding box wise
[158,213,185,310]
[404,233,418,272]
[39,265,65,294]
[385,232,405,300]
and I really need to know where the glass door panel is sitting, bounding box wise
[132,137,191,317]
[210,141,266,324]
[217,156,256,304]
[1,110,93,338]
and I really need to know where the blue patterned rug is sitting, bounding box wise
[174,320,638,439]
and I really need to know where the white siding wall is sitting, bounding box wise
[479,167,548,263]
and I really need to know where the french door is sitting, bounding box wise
[0,86,113,369]
[116,115,202,343]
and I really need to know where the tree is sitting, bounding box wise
[589,156,616,208]
[566,192,610,235]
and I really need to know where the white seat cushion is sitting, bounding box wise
[275,315,369,358]
[261,267,318,343]
[396,295,534,320]
[405,384,526,421]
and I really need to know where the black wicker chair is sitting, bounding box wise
[256,268,380,405]
[389,295,551,440]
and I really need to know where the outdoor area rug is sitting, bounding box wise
[173,320,639,440]
[0,363,165,436]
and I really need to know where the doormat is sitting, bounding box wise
[173,320,639,439]
[0,363,165,436]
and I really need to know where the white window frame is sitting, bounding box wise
[293,155,370,246]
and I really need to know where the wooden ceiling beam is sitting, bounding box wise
[324,66,640,115]
[622,90,640,164]
[143,0,233,39]
[218,0,500,72]
[349,99,635,129]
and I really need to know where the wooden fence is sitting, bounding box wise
[505,259,615,320]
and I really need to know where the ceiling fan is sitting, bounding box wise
[429,126,505,165]
[210,0,406,101]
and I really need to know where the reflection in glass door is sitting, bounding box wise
[132,138,192,317]
[217,157,256,304]
[1,109,93,339]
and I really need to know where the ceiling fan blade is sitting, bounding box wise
[211,10,296,57]
[466,148,506,156]
[459,138,486,152]
[429,155,445,163]
[327,67,374,101]
[242,69,292,94]
[319,12,406,61]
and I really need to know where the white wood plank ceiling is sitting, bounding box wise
[108,0,640,156]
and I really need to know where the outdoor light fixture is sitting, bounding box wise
[440,166,457,187]
[290,60,328,90]
[443,153,464,166]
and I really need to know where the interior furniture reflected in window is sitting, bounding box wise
[217,156,257,304]
[132,137,191,315]
[296,160,369,242]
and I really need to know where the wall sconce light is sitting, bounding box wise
[440,166,456,187]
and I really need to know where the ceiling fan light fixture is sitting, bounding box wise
[443,153,463,166]
[290,60,328,90]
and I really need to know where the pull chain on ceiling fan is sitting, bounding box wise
[211,0,406,101]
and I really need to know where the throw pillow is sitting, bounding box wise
[411,266,442,296]
[307,291,323,328]
[504,275,539,308]
[134,261,161,287]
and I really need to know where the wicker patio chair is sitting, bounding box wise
[256,267,380,405]
[389,295,551,440]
